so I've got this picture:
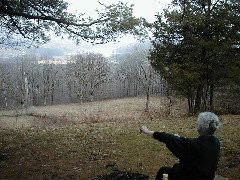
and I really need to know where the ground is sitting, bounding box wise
[0,96,239,179]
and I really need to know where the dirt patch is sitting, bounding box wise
[93,170,149,180]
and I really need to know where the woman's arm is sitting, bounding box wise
[140,126,155,137]
[140,126,191,160]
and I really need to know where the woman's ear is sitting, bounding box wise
[209,121,217,134]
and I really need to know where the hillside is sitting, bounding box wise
[0,96,188,129]
[0,97,239,179]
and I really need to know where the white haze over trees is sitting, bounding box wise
[0,0,170,111]
[0,42,166,111]
[1,0,239,115]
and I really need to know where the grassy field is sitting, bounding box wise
[0,96,239,179]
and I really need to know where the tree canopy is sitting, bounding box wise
[0,0,148,47]
[149,0,240,113]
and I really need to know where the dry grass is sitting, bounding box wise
[0,96,188,128]
[0,96,239,180]
[27,96,187,122]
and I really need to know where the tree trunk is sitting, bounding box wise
[187,95,192,114]
[78,84,83,103]
[24,73,29,108]
[187,90,194,115]
[51,83,55,105]
[2,82,8,107]
[194,86,203,113]
[145,93,150,112]
[209,83,214,111]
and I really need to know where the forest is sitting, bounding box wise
[0,43,164,110]
[0,0,239,114]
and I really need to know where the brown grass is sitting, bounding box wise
[0,96,239,180]
[0,96,188,128]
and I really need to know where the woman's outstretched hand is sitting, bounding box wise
[140,126,148,134]
[140,126,154,137]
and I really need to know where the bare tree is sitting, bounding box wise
[40,60,60,105]
[0,44,164,109]
[116,44,161,111]
[1,58,30,108]
[67,52,111,102]
[84,53,111,101]
[0,62,8,108]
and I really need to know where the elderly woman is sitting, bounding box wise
[141,112,221,180]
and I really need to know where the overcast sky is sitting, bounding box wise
[1,1,171,59]
[57,0,171,57]
[67,0,170,22]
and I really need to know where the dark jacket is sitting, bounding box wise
[153,132,220,180]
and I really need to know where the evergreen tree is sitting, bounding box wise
[149,0,240,113]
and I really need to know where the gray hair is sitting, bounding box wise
[197,112,221,135]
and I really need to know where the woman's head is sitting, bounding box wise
[196,112,221,136]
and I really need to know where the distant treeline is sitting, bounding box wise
[0,46,166,109]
